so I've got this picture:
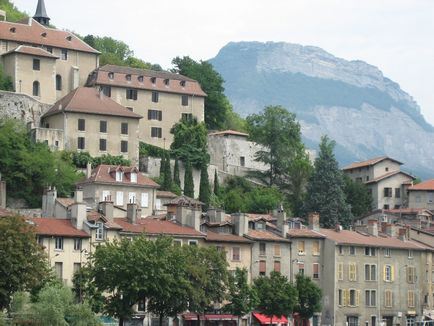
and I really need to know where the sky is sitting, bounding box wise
[13,0,434,124]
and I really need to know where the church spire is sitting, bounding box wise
[33,0,50,26]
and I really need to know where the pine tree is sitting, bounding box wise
[213,170,220,196]
[304,136,352,228]
[162,153,172,191]
[183,160,194,198]
[199,164,211,209]
[173,159,181,187]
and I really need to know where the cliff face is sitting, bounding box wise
[209,41,434,178]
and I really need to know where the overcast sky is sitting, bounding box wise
[14,0,434,124]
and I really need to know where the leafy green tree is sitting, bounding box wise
[173,159,181,188]
[214,170,220,196]
[244,187,283,214]
[0,215,49,310]
[0,64,13,91]
[304,136,352,228]
[294,274,322,321]
[162,153,172,191]
[253,272,298,323]
[343,175,373,217]
[0,0,27,22]
[223,190,246,213]
[172,56,242,130]
[183,160,194,198]
[199,164,211,209]
[224,268,258,326]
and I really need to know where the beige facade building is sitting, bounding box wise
[0,2,99,104]
[408,180,434,211]
[40,87,142,164]
[86,64,206,148]
[343,156,415,211]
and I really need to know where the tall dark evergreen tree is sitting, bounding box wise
[304,136,352,228]
[173,159,181,188]
[183,160,194,198]
[199,164,211,209]
[162,153,172,191]
[159,155,165,177]
[214,170,220,196]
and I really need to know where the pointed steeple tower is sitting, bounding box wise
[33,0,50,26]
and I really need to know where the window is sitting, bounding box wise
[407,317,416,326]
[240,156,245,167]
[384,265,394,282]
[100,120,107,133]
[408,249,413,259]
[383,204,390,210]
[156,198,162,210]
[181,95,188,106]
[274,244,281,256]
[349,289,359,306]
[164,78,169,86]
[408,290,415,307]
[298,240,305,255]
[78,119,85,131]
[141,193,149,208]
[101,190,111,202]
[138,75,144,82]
[77,137,85,150]
[274,261,281,272]
[365,247,376,256]
[33,58,40,70]
[32,81,40,96]
[338,289,343,306]
[121,122,128,135]
[151,127,162,138]
[95,222,104,240]
[130,172,137,183]
[312,240,320,255]
[182,113,193,121]
[46,46,53,53]
[101,86,111,97]
[349,263,357,281]
[108,72,114,79]
[232,247,240,261]
[180,80,186,87]
[337,263,344,280]
[152,91,159,103]
[121,141,128,153]
[116,171,123,182]
[188,240,198,246]
[126,88,137,100]
[365,290,376,307]
[259,260,266,276]
[99,139,107,151]
[347,317,358,326]
[55,74,62,90]
[173,239,182,246]
[128,192,136,204]
[349,246,356,255]
[61,49,68,60]
[384,290,393,307]
[126,107,133,111]
[338,245,343,255]
[384,248,391,257]
[150,77,156,84]
[384,187,392,197]
[126,74,131,81]
[55,237,63,250]
[116,191,124,205]
[73,238,81,251]
[365,264,377,281]
[395,188,401,198]
[407,266,416,284]
[313,263,320,279]
[55,262,63,279]
[297,262,305,275]
[137,298,146,312]
[148,110,162,121]
[259,242,266,256]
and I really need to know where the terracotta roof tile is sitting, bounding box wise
[30,218,89,237]
[385,208,433,215]
[246,230,289,242]
[0,208,13,217]
[208,130,249,137]
[166,195,203,207]
[343,156,402,170]
[2,45,59,59]
[88,65,207,97]
[0,19,99,54]
[156,191,178,198]
[365,170,415,184]
[56,197,75,208]
[408,179,434,191]
[42,87,143,119]
[246,213,274,222]
[287,228,325,238]
[77,164,159,188]
[114,217,204,237]
[205,231,252,243]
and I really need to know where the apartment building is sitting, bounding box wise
[343,156,415,210]
[408,180,434,211]
[0,0,99,103]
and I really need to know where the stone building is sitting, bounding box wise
[408,180,434,211]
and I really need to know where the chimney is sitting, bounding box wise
[42,186,57,217]
[100,201,113,221]
[384,224,396,237]
[127,203,138,224]
[308,212,320,231]
[86,162,92,179]
[176,205,189,226]
[189,208,201,231]
[275,207,286,230]
[398,228,407,241]
[216,209,225,223]
[71,189,86,230]
[367,220,378,237]
[74,187,83,203]
[208,208,217,222]
[232,213,248,236]
[335,224,342,232]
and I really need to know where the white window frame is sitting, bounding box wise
[141,193,149,208]
[365,289,377,307]
[188,240,198,246]
[365,264,377,281]
[73,238,81,251]
[128,192,136,204]
[54,237,63,250]
[155,198,162,210]
[101,190,111,202]
[130,172,137,183]
[116,191,124,206]
[95,223,104,241]
[116,171,123,182]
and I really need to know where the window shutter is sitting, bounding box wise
[259,260,266,273]
[343,289,348,306]
[383,265,387,281]
[391,266,395,282]
[356,290,360,306]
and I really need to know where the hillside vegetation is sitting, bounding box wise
[0,0,27,22]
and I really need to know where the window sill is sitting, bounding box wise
[298,253,306,256]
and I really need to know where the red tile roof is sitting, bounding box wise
[408,179,434,191]
[385,208,433,215]
[287,228,325,239]
[56,198,75,208]
[343,156,402,170]
[246,230,289,242]
[88,65,207,97]
[2,45,59,59]
[246,213,274,222]
[365,170,415,184]
[114,218,204,237]
[0,208,13,217]
[156,191,177,198]
[42,87,143,119]
[77,164,159,188]
[0,19,99,54]
[30,218,89,237]
[205,231,252,243]
[208,130,249,137]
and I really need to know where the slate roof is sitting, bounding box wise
[31,218,89,238]
[343,156,402,170]
[2,45,58,59]
[42,87,143,119]
[408,179,434,191]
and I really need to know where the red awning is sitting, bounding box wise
[253,313,288,325]
[183,314,238,321]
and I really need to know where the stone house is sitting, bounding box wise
[408,180,434,211]
[86,64,206,148]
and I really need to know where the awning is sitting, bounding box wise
[253,313,288,324]
[183,314,238,321]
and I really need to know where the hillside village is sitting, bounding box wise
[1,1,434,326]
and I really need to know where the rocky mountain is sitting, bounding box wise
[209,41,434,178]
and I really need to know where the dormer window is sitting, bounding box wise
[180,80,186,87]
[164,79,170,86]
[116,171,123,182]
[66,35,72,41]
[130,172,137,183]
[10,27,16,33]
[108,72,114,79]
[41,32,47,37]
[126,74,131,81]
[138,76,144,82]
[150,77,156,84]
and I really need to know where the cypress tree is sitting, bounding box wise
[173,159,181,187]
[183,160,194,198]
[199,164,211,209]
[159,154,165,177]
[213,169,220,196]
[162,153,172,191]
[304,136,352,228]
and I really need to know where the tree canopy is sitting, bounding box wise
[343,174,373,218]
[0,64,13,91]
[294,274,322,320]
[0,0,27,22]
